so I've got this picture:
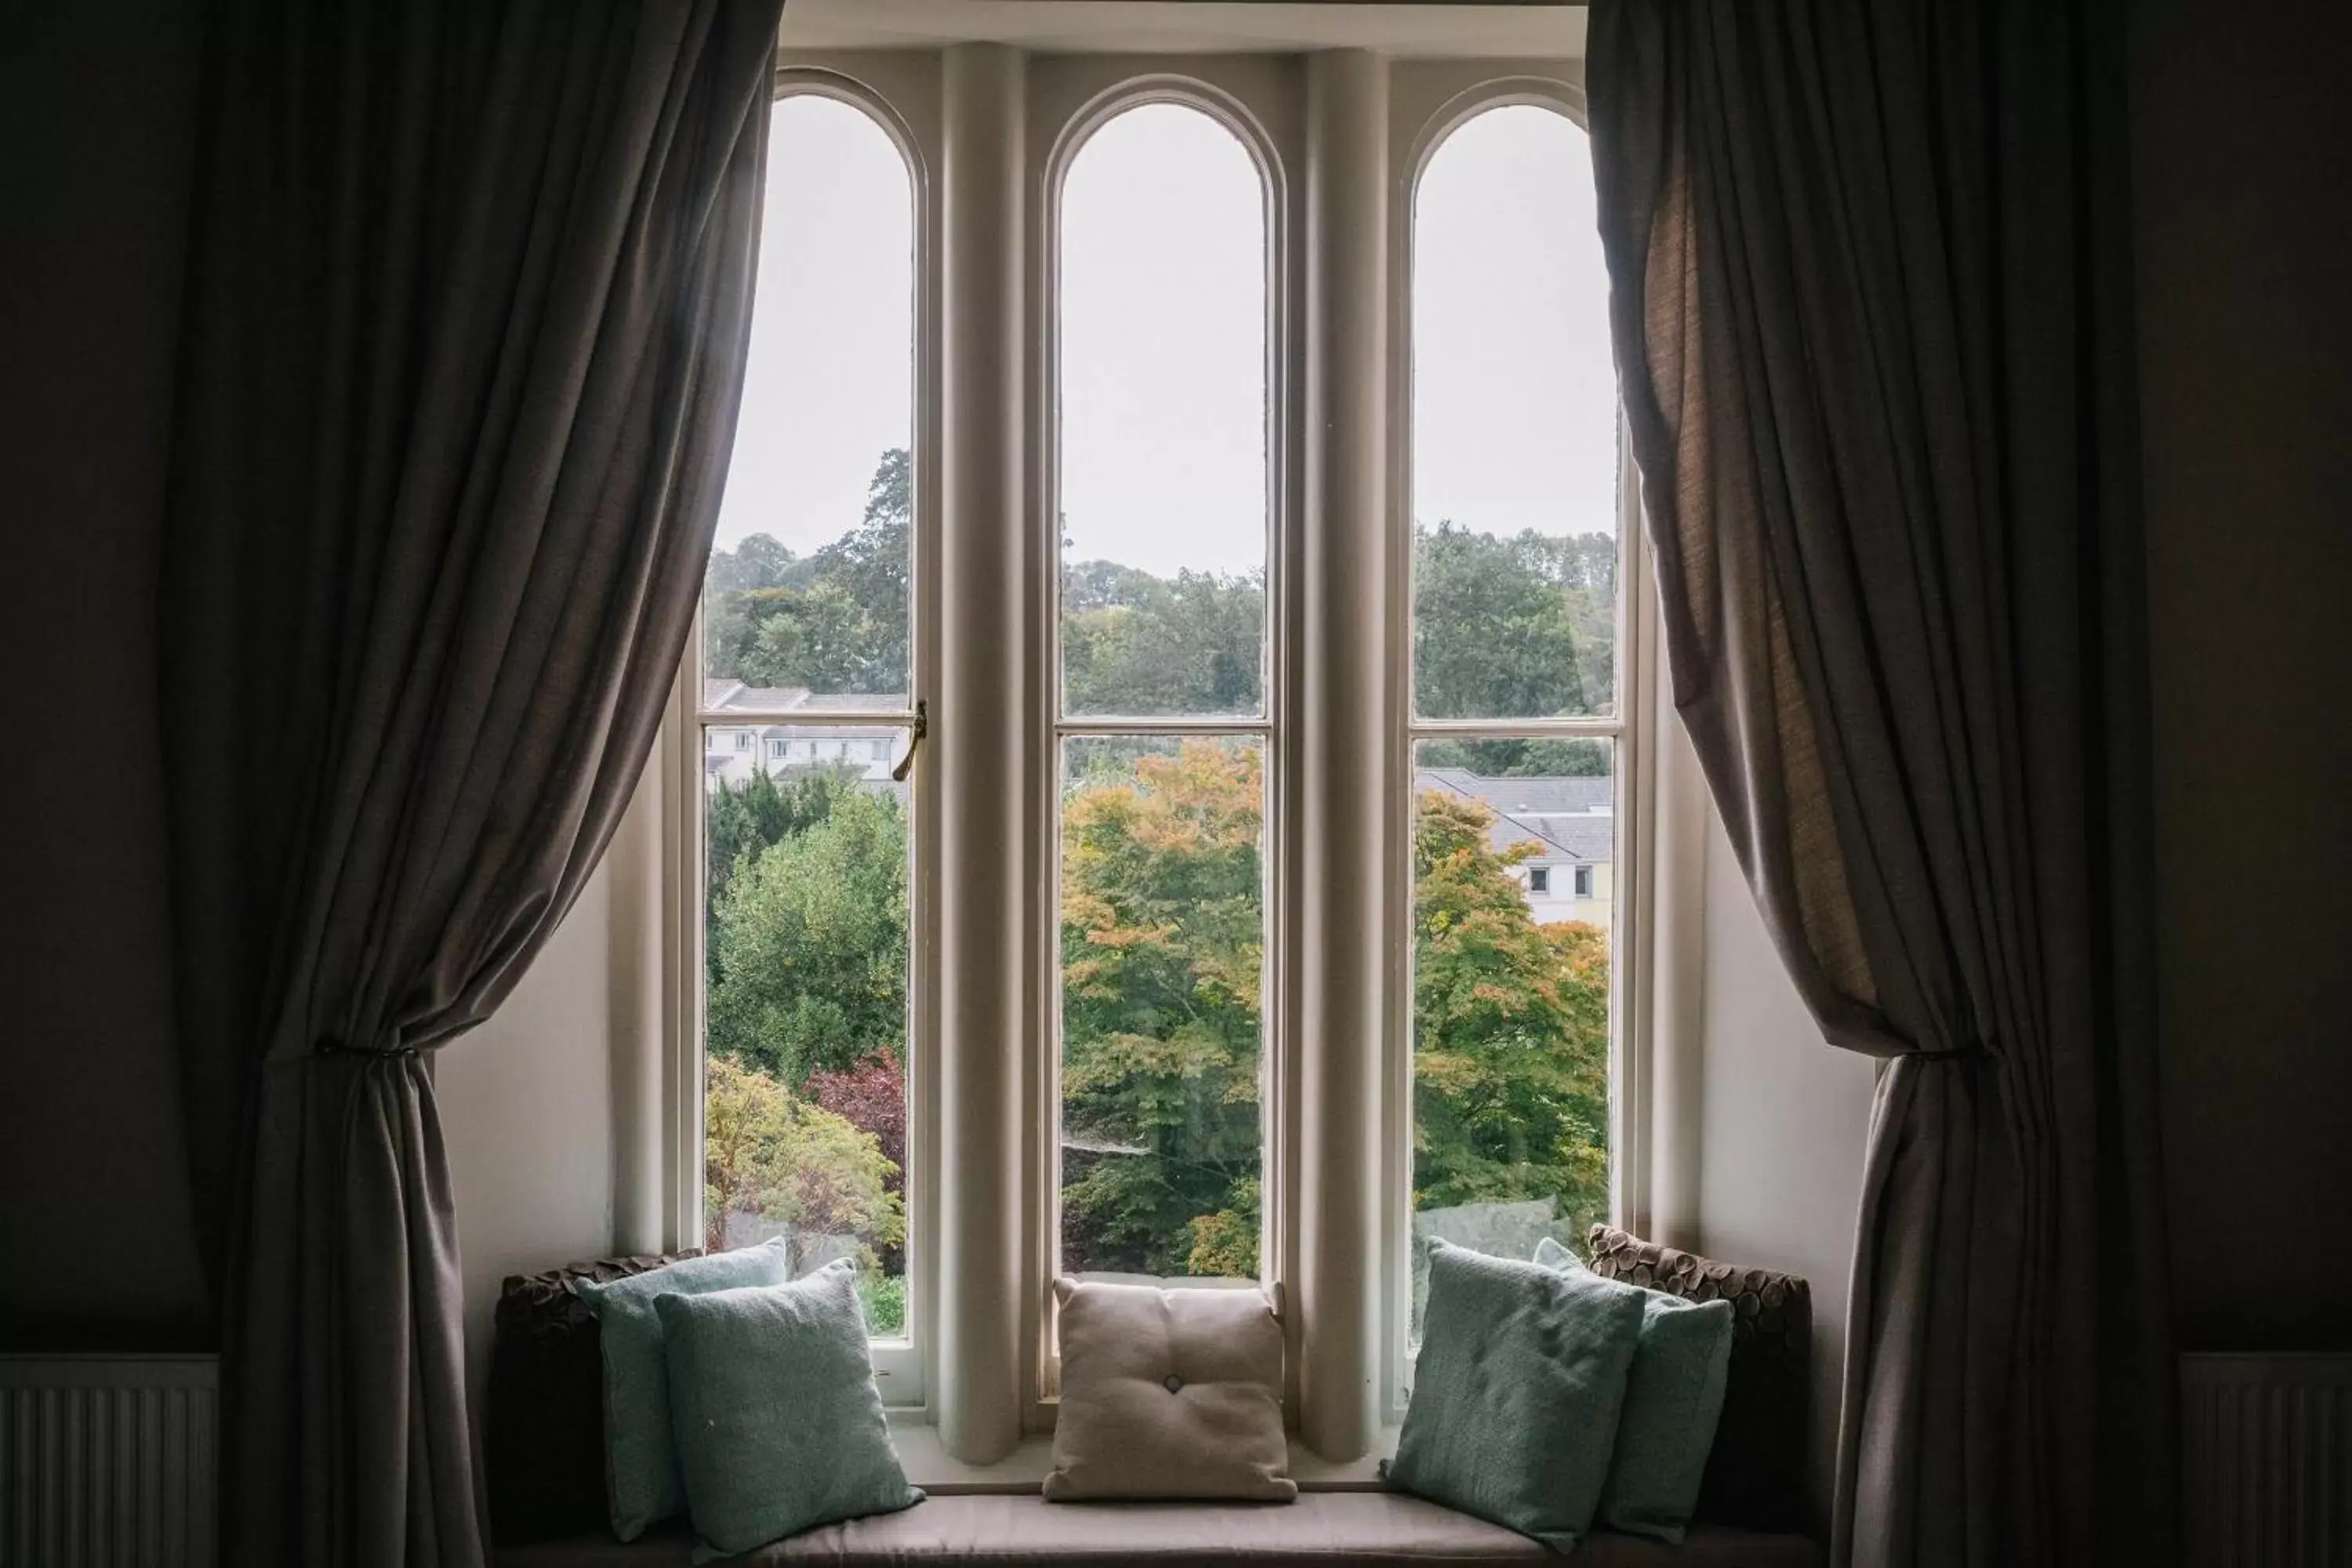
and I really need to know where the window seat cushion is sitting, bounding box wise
[495,1492,1820,1567]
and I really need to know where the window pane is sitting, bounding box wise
[1058,735,1266,1279]
[1059,106,1268,718]
[703,720,913,1336]
[1412,106,1617,720]
[1409,739,1614,1341]
[704,95,913,706]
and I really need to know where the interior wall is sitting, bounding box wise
[0,1,212,1348]
[2131,0,2352,1352]
[438,868,622,1454]
[1690,814,1879,1531]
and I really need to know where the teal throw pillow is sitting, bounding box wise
[570,1237,790,1539]
[1535,1237,1733,1542]
[655,1261,923,1561]
[1386,1238,1646,1551]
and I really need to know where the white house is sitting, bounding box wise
[703,680,905,790]
[1414,768,1614,931]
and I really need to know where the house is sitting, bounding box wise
[1414,768,1614,929]
[703,679,907,787]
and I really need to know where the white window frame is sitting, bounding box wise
[668,55,944,1410]
[659,42,1657,1457]
[1029,60,1296,1413]
[1378,62,1656,1422]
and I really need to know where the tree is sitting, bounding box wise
[804,1051,910,1276]
[1058,741,1265,1277]
[702,1053,903,1265]
[1417,736,1610,778]
[704,767,866,946]
[706,783,908,1087]
[1062,566,1265,717]
[1413,522,1617,722]
[1411,787,1610,1242]
[706,448,911,694]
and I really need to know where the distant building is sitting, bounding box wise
[1415,768,1613,931]
[703,680,906,790]
[702,683,1610,927]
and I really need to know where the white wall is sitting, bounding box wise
[1692,810,1880,1531]
[438,862,620,1454]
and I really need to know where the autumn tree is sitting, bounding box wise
[1411,788,1610,1242]
[702,1053,903,1267]
[1058,740,1265,1278]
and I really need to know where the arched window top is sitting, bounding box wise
[1056,97,1272,720]
[1410,100,1617,720]
[706,88,916,697]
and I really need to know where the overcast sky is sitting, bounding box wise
[711,96,1619,578]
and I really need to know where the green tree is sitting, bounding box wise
[1058,741,1265,1277]
[1417,736,1610,778]
[706,783,908,1087]
[1411,787,1610,1240]
[702,1053,903,1269]
[1062,566,1265,716]
[1413,522,1617,720]
[705,448,911,692]
[704,767,866,946]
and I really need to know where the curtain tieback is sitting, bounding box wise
[1915,1039,1990,1062]
[311,1034,423,1061]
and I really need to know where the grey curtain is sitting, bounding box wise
[162,2,783,1563]
[1586,2,2174,1564]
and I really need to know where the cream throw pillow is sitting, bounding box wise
[1044,1277,1297,1502]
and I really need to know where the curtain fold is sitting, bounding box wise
[1585,2,2175,1563]
[162,2,783,1562]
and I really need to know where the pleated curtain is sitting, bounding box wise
[1585,2,2177,1563]
[162,2,786,1562]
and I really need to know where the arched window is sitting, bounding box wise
[698,89,920,1347]
[1406,103,1626,1339]
[1053,100,1274,1283]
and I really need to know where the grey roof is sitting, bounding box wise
[1419,768,1610,815]
[756,724,899,742]
[704,679,907,715]
[1415,768,1613,862]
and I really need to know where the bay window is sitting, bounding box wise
[670,40,1645,1466]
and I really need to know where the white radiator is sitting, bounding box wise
[0,1356,217,1568]
[2183,1352,2352,1568]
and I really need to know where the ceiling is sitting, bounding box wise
[775,1,1587,58]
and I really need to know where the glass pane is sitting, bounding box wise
[1058,735,1266,1279]
[1412,105,1617,720]
[704,95,913,708]
[1409,738,1614,1342]
[703,722,913,1336]
[1059,105,1269,718]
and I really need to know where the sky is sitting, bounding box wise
[710,95,1621,579]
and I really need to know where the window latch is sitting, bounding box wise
[891,698,928,783]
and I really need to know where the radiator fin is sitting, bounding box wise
[0,1359,217,1568]
[2183,1352,2352,1568]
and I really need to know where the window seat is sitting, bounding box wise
[495,1494,1821,1567]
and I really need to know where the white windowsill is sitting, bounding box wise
[886,1424,1400,1495]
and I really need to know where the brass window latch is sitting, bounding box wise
[891,697,928,783]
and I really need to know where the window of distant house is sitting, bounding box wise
[1053,101,1272,1284]
[1574,865,1595,898]
[695,88,919,1380]
[1404,100,1624,1350]
[734,731,752,752]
